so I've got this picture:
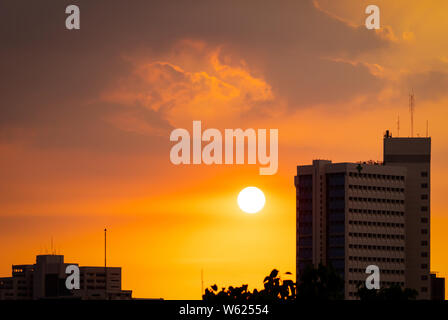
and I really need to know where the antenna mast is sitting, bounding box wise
[201,269,204,299]
[104,228,107,299]
[397,114,400,137]
[104,228,107,269]
[409,90,415,137]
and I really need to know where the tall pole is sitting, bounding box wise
[409,90,415,137]
[104,228,107,299]
[201,269,204,299]
[104,228,107,269]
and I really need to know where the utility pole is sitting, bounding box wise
[409,90,415,137]
[201,269,204,299]
[104,228,107,300]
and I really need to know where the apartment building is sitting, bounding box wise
[295,160,407,299]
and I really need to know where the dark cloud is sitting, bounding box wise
[0,0,391,152]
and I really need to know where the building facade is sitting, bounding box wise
[383,134,431,299]
[0,255,132,300]
[295,160,407,299]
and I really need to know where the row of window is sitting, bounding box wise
[349,268,404,275]
[349,172,405,180]
[349,244,404,251]
[349,220,404,228]
[301,194,427,203]
[82,273,119,277]
[348,281,405,288]
[348,232,404,240]
[349,185,404,193]
[349,256,404,263]
[84,279,106,283]
[349,197,404,204]
[85,273,105,277]
[349,208,404,216]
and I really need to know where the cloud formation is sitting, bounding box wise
[0,0,393,152]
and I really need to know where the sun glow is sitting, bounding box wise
[237,187,266,214]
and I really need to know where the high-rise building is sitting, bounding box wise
[383,132,431,299]
[295,160,407,299]
[0,255,132,300]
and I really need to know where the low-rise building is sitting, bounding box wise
[0,254,132,300]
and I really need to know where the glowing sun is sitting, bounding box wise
[237,187,265,214]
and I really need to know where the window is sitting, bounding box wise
[421,264,428,269]
[421,252,428,257]
[421,194,428,200]
[421,275,428,280]
[421,206,428,212]
[421,183,428,188]
[421,217,428,223]
[421,240,428,246]
[421,229,428,234]
[421,172,428,177]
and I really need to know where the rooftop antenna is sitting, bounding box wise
[104,228,107,270]
[397,114,400,137]
[409,90,415,137]
[426,120,429,137]
[51,236,54,255]
[201,269,204,299]
[104,228,108,299]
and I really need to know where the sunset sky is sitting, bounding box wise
[1,0,448,299]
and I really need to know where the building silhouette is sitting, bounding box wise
[295,159,406,299]
[295,131,443,299]
[430,273,445,300]
[0,254,132,300]
[383,133,431,298]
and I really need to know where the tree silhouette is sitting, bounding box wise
[356,283,418,300]
[203,264,343,301]
[203,265,418,301]
[296,263,344,300]
[202,269,295,302]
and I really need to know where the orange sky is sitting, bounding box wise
[1,0,448,299]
